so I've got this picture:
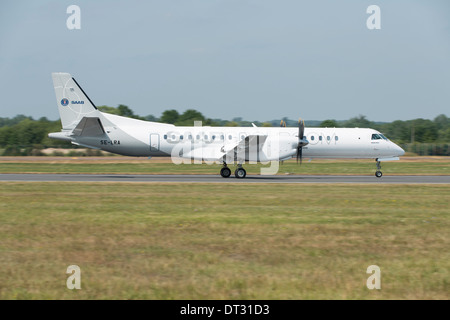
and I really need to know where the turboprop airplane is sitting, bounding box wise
[48,73,405,178]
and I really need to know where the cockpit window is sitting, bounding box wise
[371,134,382,140]
[372,133,388,141]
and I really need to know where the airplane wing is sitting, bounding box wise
[223,134,268,161]
[175,134,268,162]
[72,117,105,136]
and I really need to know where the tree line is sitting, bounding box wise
[318,114,450,144]
[0,105,449,156]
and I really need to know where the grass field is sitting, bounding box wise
[0,156,449,175]
[0,182,448,299]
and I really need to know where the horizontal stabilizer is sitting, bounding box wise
[72,117,105,136]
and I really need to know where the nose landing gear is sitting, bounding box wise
[375,160,382,178]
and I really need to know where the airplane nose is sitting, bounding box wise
[396,144,405,156]
[389,142,404,156]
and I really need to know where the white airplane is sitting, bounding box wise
[48,73,405,178]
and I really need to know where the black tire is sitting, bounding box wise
[375,171,382,178]
[220,167,231,178]
[235,168,246,179]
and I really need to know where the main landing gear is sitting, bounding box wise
[220,163,247,179]
[375,160,382,178]
[235,165,247,179]
[220,165,231,178]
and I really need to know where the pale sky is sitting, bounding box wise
[0,0,449,122]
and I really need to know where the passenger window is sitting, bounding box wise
[319,136,322,141]
[228,135,232,140]
[164,135,167,140]
[327,136,330,141]
[180,135,183,140]
[221,135,224,140]
[196,135,200,140]
[311,136,314,141]
[335,136,338,141]
[212,135,216,140]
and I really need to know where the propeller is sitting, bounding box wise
[296,118,308,164]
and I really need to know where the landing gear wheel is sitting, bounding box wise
[235,168,246,179]
[375,160,383,178]
[220,167,231,178]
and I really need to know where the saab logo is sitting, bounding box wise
[71,101,84,104]
[61,98,69,106]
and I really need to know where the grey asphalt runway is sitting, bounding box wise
[1,174,449,184]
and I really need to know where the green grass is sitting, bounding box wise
[0,158,449,175]
[0,182,448,299]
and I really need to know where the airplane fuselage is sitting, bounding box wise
[49,72,405,178]
[51,112,404,161]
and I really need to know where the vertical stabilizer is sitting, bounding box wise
[51,73,98,129]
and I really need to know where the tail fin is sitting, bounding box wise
[52,73,98,129]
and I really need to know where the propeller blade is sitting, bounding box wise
[297,118,306,165]
[298,146,303,164]
[298,118,304,139]
[297,146,303,165]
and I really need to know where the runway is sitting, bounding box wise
[1,174,449,184]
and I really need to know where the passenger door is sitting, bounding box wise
[150,133,159,152]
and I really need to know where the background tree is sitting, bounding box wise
[225,121,238,127]
[160,109,179,124]
[409,119,438,143]
[342,115,373,128]
[379,120,410,143]
[144,114,159,122]
[0,105,449,155]
[97,105,121,115]
[320,119,339,128]
[175,109,206,126]
[117,104,135,118]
